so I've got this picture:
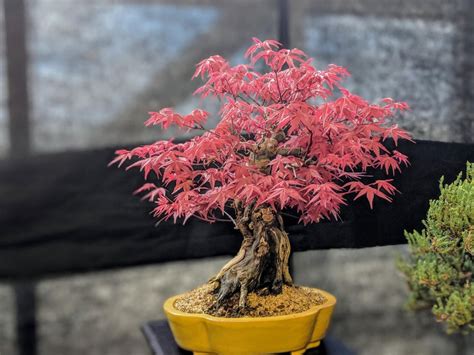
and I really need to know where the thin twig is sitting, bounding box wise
[274,70,284,103]
[281,212,299,219]
[223,210,237,227]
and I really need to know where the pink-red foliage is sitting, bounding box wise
[111,38,412,225]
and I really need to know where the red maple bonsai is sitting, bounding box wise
[111,38,411,308]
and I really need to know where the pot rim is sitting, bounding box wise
[164,286,336,323]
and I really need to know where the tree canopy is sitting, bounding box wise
[111,38,412,226]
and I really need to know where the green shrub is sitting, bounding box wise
[398,162,473,334]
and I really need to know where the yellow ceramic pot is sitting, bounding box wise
[163,287,336,355]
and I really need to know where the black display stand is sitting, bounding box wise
[141,320,356,355]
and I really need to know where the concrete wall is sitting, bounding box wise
[2,0,472,156]
[291,0,473,143]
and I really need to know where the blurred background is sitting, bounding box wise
[1,0,473,354]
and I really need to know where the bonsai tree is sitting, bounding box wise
[398,163,473,334]
[111,38,411,308]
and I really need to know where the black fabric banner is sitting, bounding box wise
[0,140,472,280]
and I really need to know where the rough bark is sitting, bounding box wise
[209,204,293,308]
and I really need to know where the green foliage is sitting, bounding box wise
[398,162,474,334]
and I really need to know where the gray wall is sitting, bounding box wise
[2,0,472,157]
[291,0,473,143]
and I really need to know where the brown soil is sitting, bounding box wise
[174,284,327,318]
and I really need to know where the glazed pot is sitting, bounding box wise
[163,287,336,355]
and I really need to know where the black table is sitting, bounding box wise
[141,320,356,355]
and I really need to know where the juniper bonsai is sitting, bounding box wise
[398,162,473,334]
[111,38,411,309]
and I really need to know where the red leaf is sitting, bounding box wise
[111,38,411,225]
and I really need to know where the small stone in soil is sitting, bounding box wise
[174,284,327,318]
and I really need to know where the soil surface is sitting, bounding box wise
[174,283,326,317]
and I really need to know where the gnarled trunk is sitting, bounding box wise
[209,204,293,308]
